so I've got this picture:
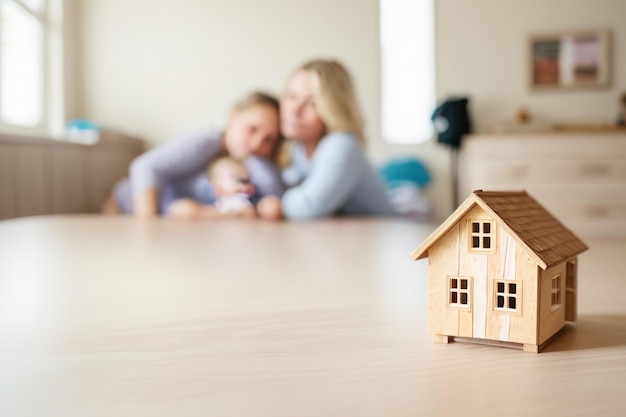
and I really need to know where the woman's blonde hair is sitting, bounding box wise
[298,59,365,145]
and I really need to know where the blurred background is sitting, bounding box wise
[1,0,625,227]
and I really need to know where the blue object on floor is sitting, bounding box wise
[379,157,431,189]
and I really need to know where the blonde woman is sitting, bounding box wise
[258,60,396,220]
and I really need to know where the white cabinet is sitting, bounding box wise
[458,132,626,238]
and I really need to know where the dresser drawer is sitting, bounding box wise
[473,159,626,184]
[541,198,626,221]
[459,133,626,237]
[459,184,626,238]
[541,198,626,238]
[462,134,626,159]
[471,183,625,199]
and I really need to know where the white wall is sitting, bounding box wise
[75,0,626,221]
[436,0,626,132]
[79,0,381,145]
[426,0,626,217]
[77,0,455,219]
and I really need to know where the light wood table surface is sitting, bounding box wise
[0,216,625,416]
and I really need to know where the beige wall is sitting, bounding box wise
[76,0,454,219]
[436,0,626,132]
[74,0,626,221]
[64,0,82,121]
[78,0,381,146]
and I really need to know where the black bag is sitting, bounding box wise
[431,98,471,149]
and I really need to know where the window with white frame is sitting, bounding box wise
[494,280,521,313]
[380,0,435,144]
[551,274,562,309]
[448,277,471,309]
[0,0,63,134]
[469,220,495,252]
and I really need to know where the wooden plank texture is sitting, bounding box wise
[15,147,51,216]
[0,218,623,416]
[51,148,87,213]
[428,223,460,337]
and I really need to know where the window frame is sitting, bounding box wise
[0,0,59,136]
[551,273,562,311]
[493,279,522,315]
[380,0,436,144]
[566,260,576,291]
[447,276,472,311]
[468,219,496,253]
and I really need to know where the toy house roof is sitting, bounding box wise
[411,190,588,270]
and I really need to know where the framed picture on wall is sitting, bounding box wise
[529,29,611,90]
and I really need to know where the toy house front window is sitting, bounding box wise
[449,277,471,309]
[469,220,494,252]
[494,280,521,312]
[551,274,562,310]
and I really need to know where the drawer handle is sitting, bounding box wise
[585,206,610,218]
[580,163,610,176]
[508,165,528,178]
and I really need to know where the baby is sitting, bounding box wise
[207,156,256,217]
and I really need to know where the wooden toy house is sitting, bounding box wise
[411,190,588,352]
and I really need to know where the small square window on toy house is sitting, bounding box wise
[566,260,576,290]
[469,220,495,252]
[551,274,562,311]
[494,280,521,313]
[449,277,471,310]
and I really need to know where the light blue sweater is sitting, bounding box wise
[281,131,397,220]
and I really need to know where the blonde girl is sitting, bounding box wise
[104,92,284,219]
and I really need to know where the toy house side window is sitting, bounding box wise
[494,280,522,314]
[448,276,472,310]
[566,261,576,291]
[469,220,495,253]
[551,274,562,311]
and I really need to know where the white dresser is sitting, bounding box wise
[458,131,626,238]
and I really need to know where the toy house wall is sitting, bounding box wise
[428,221,466,337]
[428,205,539,344]
[538,262,568,345]
[482,218,538,345]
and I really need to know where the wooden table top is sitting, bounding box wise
[0,216,624,416]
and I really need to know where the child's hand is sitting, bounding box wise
[257,196,283,221]
[167,198,203,220]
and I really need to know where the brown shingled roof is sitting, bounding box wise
[411,190,588,269]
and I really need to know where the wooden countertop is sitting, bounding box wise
[0,216,624,416]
